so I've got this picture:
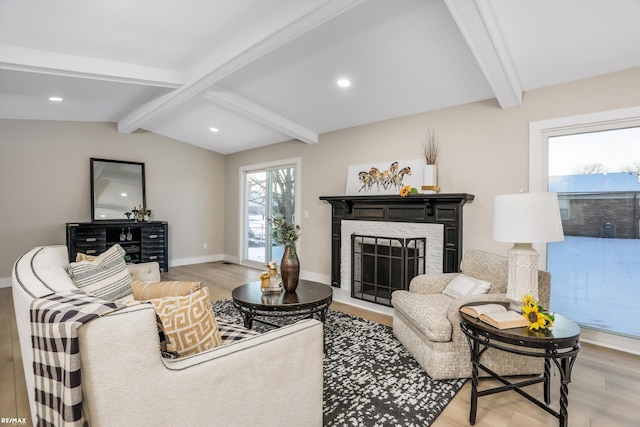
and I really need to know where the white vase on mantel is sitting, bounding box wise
[422,164,439,194]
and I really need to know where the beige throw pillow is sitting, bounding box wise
[76,252,97,262]
[131,280,202,300]
[148,287,222,356]
[69,244,132,301]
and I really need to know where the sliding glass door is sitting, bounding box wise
[243,162,297,266]
[547,126,640,339]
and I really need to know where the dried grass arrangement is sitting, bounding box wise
[421,129,441,165]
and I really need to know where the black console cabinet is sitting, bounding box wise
[319,194,474,288]
[66,221,168,272]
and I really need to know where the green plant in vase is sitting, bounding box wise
[269,213,300,258]
[269,213,301,292]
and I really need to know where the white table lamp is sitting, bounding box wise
[492,192,564,311]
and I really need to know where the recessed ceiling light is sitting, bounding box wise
[210,127,219,133]
[48,96,63,102]
[337,78,351,88]
[121,193,127,197]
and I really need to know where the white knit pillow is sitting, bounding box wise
[442,274,491,298]
[69,244,132,301]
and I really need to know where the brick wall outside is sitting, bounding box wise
[561,193,640,238]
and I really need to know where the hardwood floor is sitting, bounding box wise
[3,261,639,426]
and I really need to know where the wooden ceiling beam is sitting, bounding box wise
[202,87,317,145]
[444,0,523,108]
[117,0,364,134]
[0,45,183,88]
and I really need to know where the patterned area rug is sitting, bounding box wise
[212,299,465,426]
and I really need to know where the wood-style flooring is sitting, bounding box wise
[2,261,639,426]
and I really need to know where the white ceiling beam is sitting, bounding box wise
[444,0,522,108]
[118,0,365,134]
[0,45,183,88]
[202,88,317,145]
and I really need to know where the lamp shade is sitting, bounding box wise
[492,192,564,243]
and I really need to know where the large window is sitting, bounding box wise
[530,107,640,351]
[241,159,300,268]
[548,127,640,338]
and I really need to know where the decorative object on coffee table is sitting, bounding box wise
[260,261,282,294]
[269,213,301,292]
[280,246,300,292]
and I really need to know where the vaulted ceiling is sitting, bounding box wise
[1,0,638,154]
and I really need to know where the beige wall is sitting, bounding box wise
[0,121,226,279]
[1,69,638,282]
[224,68,640,281]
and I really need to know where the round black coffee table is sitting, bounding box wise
[231,279,333,329]
[459,303,580,427]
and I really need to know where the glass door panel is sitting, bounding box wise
[243,165,296,266]
[547,126,640,338]
[268,166,295,263]
[245,171,266,263]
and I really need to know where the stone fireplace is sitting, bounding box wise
[320,194,474,306]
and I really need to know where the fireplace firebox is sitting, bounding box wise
[351,235,426,306]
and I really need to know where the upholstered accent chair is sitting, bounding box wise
[391,249,551,380]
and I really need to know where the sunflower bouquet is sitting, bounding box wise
[399,185,419,197]
[521,294,555,330]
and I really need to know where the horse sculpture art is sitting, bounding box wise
[358,162,411,192]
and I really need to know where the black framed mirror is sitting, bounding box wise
[90,158,145,221]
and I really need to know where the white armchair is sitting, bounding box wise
[391,250,550,380]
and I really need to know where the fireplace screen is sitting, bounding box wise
[351,234,426,306]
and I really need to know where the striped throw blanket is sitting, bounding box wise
[30,290,125,427]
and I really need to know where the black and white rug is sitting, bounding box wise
[212,299,466,426]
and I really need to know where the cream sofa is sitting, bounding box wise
[391,249,550,380]
[12,245,323,426]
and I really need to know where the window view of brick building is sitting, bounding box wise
[550,172,640,239]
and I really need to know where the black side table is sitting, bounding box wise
[459,303,580,427]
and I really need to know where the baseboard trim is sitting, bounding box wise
[0,276,11,289]
[579,328,640,356]
[169,254,224,267]
[300,270,331,285]
[223,254,242,265]
[332,287,394,316]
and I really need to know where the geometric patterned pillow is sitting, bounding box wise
[69,244,132,301]
[148,287,222,356]
[131,280,201,300]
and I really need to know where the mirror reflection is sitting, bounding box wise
[91,158,145,221]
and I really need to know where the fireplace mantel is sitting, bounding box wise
[319,193,474,288]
